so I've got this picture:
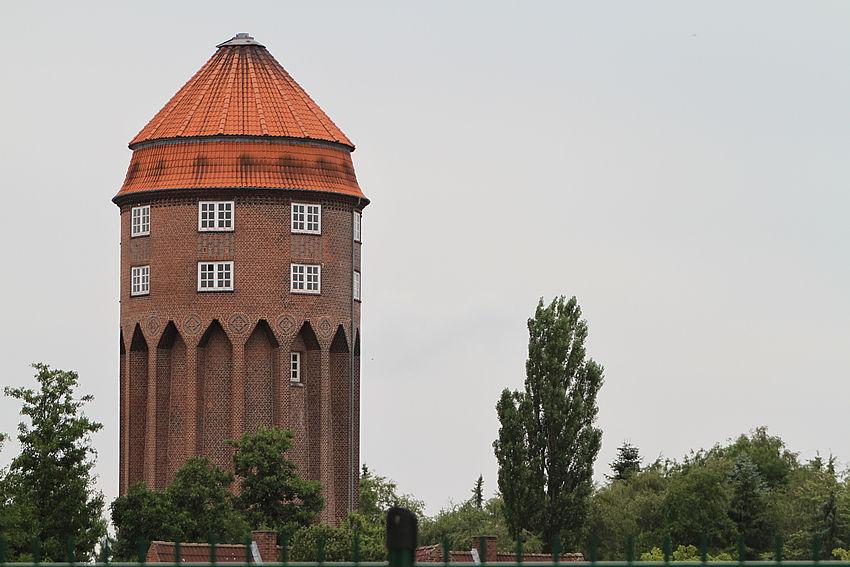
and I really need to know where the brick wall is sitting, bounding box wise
[117,183,365,523]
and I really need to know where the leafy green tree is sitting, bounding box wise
[110,482,182,561]
[710,427,797,489]
[228,426,324,538]
[812,490,847,559]
[0,364,106,561]
[358,464,424,522]
[609,442,642,481]
[662,462,736,551]
[165,456,249,543]
[587,461,670,559]
[494,296,604,551]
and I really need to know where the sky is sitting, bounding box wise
[1,1,848,517]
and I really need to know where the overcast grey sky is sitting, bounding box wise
[1,1,848,516]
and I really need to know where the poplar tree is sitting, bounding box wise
[494,296,604,551]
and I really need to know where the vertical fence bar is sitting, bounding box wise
[738,535,746,563]
[812,534,820,563]
[663,534,670,564]
[317,535,325,564]
[104,539,110,565]
[442,536,449,565]
[589,535,597,564]
[138,538,147,564]
[353,534,360,564]
[67,536,76,563]
[174,540,181,567]
[209,536,217,565]
[700,535,707,563]
[281,536,288,565]
[515,535,523,564]
[626,535,634,565]
[32,537,40,565]
[245,536,252,564]
[0,537,5,564]
[552,535,560,565]
[479,537,487,565]
[775,535,782,563]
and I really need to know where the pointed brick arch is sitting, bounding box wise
[245,320,279,431]
[329,324,351,514]
[127,324,148,487]
[156,321,187,487]
[197,319,233,472]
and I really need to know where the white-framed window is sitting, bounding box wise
[290,352,301,382]
[198,201,234,231]
[131,265,150,296]
[291,264,321,294]
[353,210,361,242]
[292,203,321,234]
[198,261,234,291]
[131,206,150,237]
[353,270,361,301]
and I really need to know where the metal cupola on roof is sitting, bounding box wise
[115,34,366,524]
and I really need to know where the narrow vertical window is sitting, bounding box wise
[198,201,234,231]
[292,203,321,234]
[291,264,321,294]
[131,266,150,296]
[131,206,150,237]
[198,262,234,291]
[353,210,361,242]
[353,270,361,301]
[290,352,301,382]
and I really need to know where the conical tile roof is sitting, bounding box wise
[129,34,354,149]
[116,34,365,201]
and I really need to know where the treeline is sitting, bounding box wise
[414,428,849,561]
[589,429,849,560]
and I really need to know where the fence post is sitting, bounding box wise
[387,507,417,567]
[626,535,634,565]
[738,535,746,563]
[552,535,560,565]
[281,536,288,565]
[812,534,820,563]
[67,536,76,563]
[588,534,596,564]
[32,537,40,565]
[245,536,252,564]
[138,538,148,564]
[700,535,707,563]
[442,536,449,565]
[0,537,5,564]
[662,534,670,564]
[174,540,181,567]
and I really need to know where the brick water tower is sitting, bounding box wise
[114,33,366,520]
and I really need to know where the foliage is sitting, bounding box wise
[494,296,604,551]
[0,363,106,562]
[110,482,182,561]
[608,442,642,481]
[358,464,424,522]
[587,428,849,561]
[640,544,731,561]
[166,457,249,543]
[472,475,484,509]
[228,426,324,538]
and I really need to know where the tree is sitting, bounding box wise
[609,442,642,481]
[358,465,424,523]
[228,426,324,538]
[494,296,604,551]
[728,455,774,558]
[472,475,485,509]
[110,482,182,561]
[0,364,106,562]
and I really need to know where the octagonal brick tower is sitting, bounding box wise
[114,33,367,521]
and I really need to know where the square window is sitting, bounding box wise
[131,265,150,296]
[198,261,234,291]
[198,201,234,231]
[290,352,301,382]
[292,203,321,234]
[353,270,361,301]
[291,263,321,294]
[131,206,150,237]
[353,210,361,242]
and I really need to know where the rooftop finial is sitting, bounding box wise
[217,33,264,48]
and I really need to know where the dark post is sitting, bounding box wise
[138,538,148,564]
[67,536,76,563]
[387,507,417,567]
[32,537,40,565]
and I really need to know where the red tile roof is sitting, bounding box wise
[116,139,364,198]
[130,34,354,149]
